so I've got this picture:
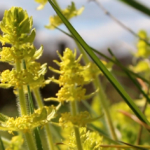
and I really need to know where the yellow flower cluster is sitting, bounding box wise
[0,7,35,45]
[0,106,57,133]
[63,127,103,150]
[0,62,48,89]
[45,2,84,29]
[135,30,150,58]
[45,48,99,103]
[0,7,48,89]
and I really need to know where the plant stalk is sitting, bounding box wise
[33,88,55,150]
[70,100,83,150]
[15,59,37,150]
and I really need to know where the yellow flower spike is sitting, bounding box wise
[0,106,58,133]
[62,127,103,150]
[0,7,35,45]
[45,2,84,29]
[46,48,100,103]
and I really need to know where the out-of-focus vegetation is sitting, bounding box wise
[0,0,150,150]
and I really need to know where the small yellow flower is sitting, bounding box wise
[34,0,48,10]
[135,30,150,58]
[45,2,84,29]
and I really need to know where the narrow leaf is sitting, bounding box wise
[117,0,150,17]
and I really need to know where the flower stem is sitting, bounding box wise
[24,132,37,150]
[15,59,28,116]
[33,88,55,150]
[94,77,118,140]
[15,59,37,150]
[70,100,83,150]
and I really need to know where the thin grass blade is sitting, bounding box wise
[117,0,150,17]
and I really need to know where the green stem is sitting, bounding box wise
[33,88,43,108]
[24,132,37,150]
[94,78,118,140]
[15,59,28,116]
[15,60,37,150]
[33,88,55,150]
[70,101,83,150]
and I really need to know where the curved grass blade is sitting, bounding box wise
[117,0,150,17]
[108,49,150,104]
[55,26,150,85]
[119,141,149,150]
[47,0,149,125]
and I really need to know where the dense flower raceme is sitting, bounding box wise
[0,7,44,63]
[0,7,35,46]
[0,7,49,90]
[0,105,58,133]
[45,48,100,103]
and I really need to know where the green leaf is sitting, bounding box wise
[0,113,9,122]
[47,0,150,125]
[117,0,150,17]
[0,136,5,150]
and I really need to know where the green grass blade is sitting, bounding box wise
[108,49,150,105]
[55,26,150,85]
[117,0,150,17]
[0,136,5,150]
[47,0,149,125]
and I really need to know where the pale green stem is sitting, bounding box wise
[33,88,43,108]
[70,101,83,150]
[24,132,37,150]
[15,60,37,150]
[33,88,55,150]
[94,78,118,140]
[15,59,28,116]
